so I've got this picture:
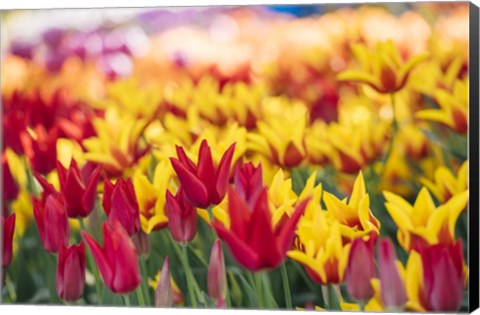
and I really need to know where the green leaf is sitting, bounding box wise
[327,285,341,310]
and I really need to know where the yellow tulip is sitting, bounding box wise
[416,79,468,133]
[383,187,468,251]
[323,171,380,239]
[420,161,468,203]
[338,40,428,94]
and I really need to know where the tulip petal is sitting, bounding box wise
[215,143,236,202]
[81,231,113,289]
[197,140,218,203]
[170,158,209,208]
[277,198,310,254]
[81,165,102,217]
[213,222,259,271]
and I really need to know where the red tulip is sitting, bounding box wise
[170,140,235,208]
[344,237,376,302]
[3,154,19,201]
[418,240,464,311]
[102,177,140,236]
[165,187,198,243]
[33,193,70,253]
[155,256,173,307]
[213,187,309,271]
[378,238,407,309]
[208,240,227,302]
[82,221,141,294]
[20,125,58,175]
[233,162,264,208]
[2,213,16,268]
[57,159,101,218]
[56,242,86,301]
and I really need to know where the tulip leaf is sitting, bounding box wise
[229,268,259,307]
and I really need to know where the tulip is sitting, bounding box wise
[20,125,59,175]
[170,140,235,208]
[82,221,141,294]
[377,238,407,309]
[56,242,86,301]
[213,187,309,271]
[233,162,264,208]
[208,240,227,302]
[57,159,101,218]
[2,213,16,268]
[344,237,376,302]
[418,241,464,311]
[102,177,140,236]
[165,188,198,243]
[337,40,428,94]
[33,193,70,253]
[3,154,19,201]
[155,257,173,307]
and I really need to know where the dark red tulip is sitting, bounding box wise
[165,187,198,243]
[82,221,141,294]
[102,177,140,236]
[3,154,19,201]
[56,242,86,301]
[33,193,70,253]
[57,159,101,218]
[378,238,407,309]
[20,125,58,175]
[170,140,235,208]
[208,239,227,302]
[233,162,264,208]
[344,237,376,302]
[418,240,464,311]
[2,213,16,268]
[213,187,309,271]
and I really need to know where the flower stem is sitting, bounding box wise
[123,294,131,306]
[254,272,265,309]
[79,219,103,304]
[381,92,398,175]
[181,244,198,307]
[321,285,329,309]
[136,285,145,306]
[139,258,151,305]
[280,263,292,309]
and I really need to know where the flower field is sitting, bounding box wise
[1,3,471,312]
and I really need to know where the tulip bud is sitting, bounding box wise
[155,257,173,307]
[56,242,86,301]
[419,241,464,311]
[344,237,376,302]
[103,177,140,236]
[3,155,18,201]
[233,162,263,208]
[132,230,150,257]
[2,213,16,268]
[82,220,141,294]
[166,188,198,243]
[20,125,58,175]
[378,238,407,309]
[57,159,101,218]
[208,240,227,302]
[33,193,70,253]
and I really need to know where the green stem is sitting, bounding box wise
[321,285,329,309]
[5,272,17,302]
[279,263,292,309]
[139,258,151,305]
[181,244,198,307]
[79,219,103,304]
[254,272,264,309]
[136,285,145,306]
[123,294,131,306]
